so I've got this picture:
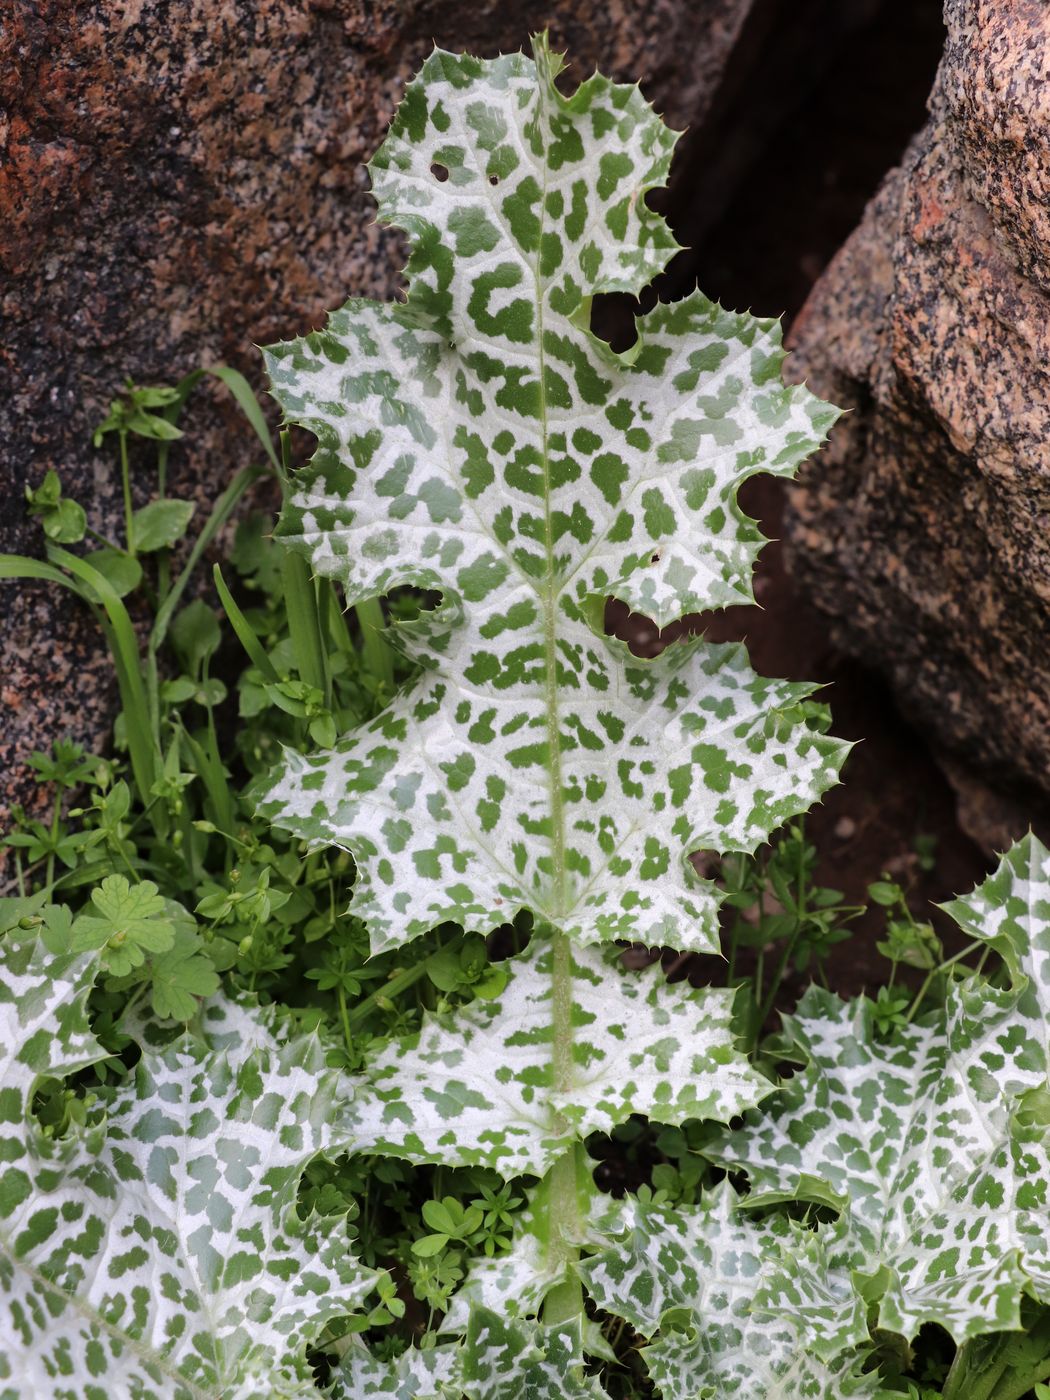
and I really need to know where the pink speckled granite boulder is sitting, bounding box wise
[785,0,1050,834]
[0,0,756,818]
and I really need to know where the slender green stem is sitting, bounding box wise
[85,526,125,553]
[179,803,199,889]
[157,549,171,609]
[191,822,253,853]
[346,934,465,1029]
[771,830,809,1016]
[752,947,764,1038]
[115,838,141,886]
[120,431,135,556]
[157,433,169,498]
[337,985,353,1056]
[726,920,738,983]
[45,790,62,892]
[755,924,802,1040]
[907,938,985,1021]
[119,791,166,842]
[117,983,152,1030]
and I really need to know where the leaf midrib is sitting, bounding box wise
[529,63,584,1304]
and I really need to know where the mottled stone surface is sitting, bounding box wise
[1,0,755,817]
[785,0,1050,828]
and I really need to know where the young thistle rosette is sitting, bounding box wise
[0,935,376,1399]
[256,31,845,1382]
[560,838,1050,1397]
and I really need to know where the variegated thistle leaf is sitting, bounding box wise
[581,1183,877,1399]
[331,1342,458,1400]
[331,1315,605,1400]
[0,933,104,1210]
[442,1151,622,1329]
[712,970,1050,1345]
[257,36,845,956]
[346,937,769,1177]
[645,1326,879,1400]
[457,1308,604,1400]
[0,936,375,1400]
[942,831,1050,1064]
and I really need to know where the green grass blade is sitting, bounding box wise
[0,554,91,601]
[164,365,280,474]
[150,463,267,655]
[319,581,356,664]
[178,718,235,834]
[353,595,395,692]
[280,549,329,702]
[47,546,158,812]
[212,563,279,683]
[207,366,280,472]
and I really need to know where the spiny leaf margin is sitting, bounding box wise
[256,34,846,958]
[0,935,375,1400]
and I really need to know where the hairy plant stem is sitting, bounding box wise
[543,934,584,1325]
[336,985,353,1056]
[120,431,135,556]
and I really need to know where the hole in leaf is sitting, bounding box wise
[590,291,640,354]
[385,584,440,623]
[488,908,532,962]
[605,598,664,658]
[430,162,449,182]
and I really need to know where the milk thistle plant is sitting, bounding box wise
[5,34,1050,1400]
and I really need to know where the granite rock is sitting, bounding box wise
[0,0,756,819]
[784,0,1050,829]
